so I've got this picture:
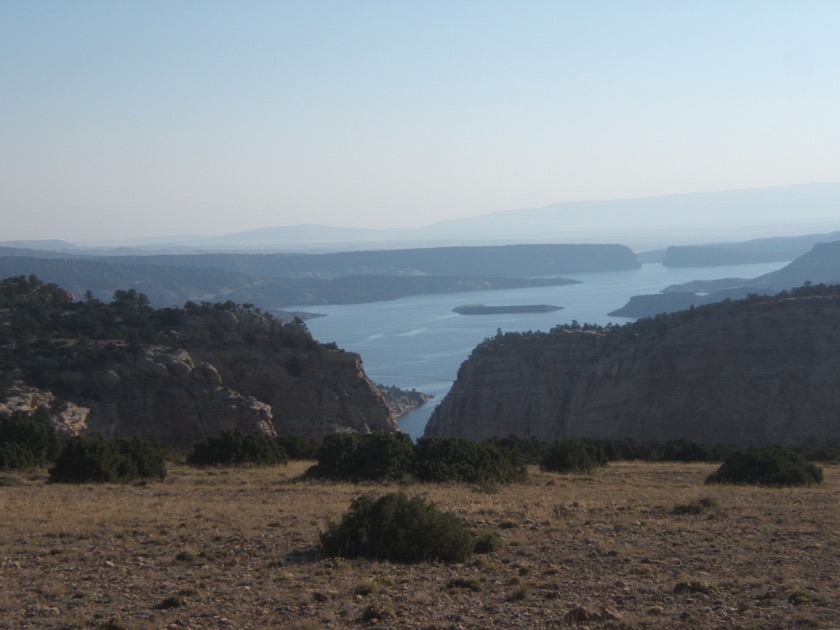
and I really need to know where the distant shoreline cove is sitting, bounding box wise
[452,304,562,315]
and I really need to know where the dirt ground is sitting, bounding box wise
[1,460,838,629]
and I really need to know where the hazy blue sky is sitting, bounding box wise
[2,1,839,241]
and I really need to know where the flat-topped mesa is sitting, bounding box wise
[426,290,840,446]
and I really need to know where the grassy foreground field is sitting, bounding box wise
[1,461,838,629]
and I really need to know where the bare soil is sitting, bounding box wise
[1,461,838,629]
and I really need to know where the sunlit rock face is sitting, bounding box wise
[426,295,840,446]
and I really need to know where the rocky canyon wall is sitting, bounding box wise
[426,294,840,446]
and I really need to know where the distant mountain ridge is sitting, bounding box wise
[204,223,400,247]
[0,243,636,309]
[5,182,839,253]
[661,231,840,267]
[99,244,639,278]
[609,241,840,318]
[417,182,840,248]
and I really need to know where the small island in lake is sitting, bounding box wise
[453,304,562,315]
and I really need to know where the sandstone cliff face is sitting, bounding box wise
[426,295,840,446]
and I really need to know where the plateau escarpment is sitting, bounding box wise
[426,287,840,446]
[0,276,397,446]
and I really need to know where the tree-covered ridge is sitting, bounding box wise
[479,283,840,352]
[0,274,319,399]
[0,274,404,443]
[1,274,269,343]
[0,251,583,309]
[0,274,320,342]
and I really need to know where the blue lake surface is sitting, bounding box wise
[295,262,787,438]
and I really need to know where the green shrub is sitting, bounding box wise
[49,436,121,483]
[308,432,414,481]
[0,411,63,468]
[0,442,37,471]
[591,438,667,462]
[540,437,607,474]
[705,446,823,487]
[414,437,527,485]
[320,492,475,563]
[661,439,718,462]
[186,430,288,467]
[486,435,548,466]
[585,438,735,463]
[795,440,840,463]
[472,529,503,554]
[276,435,320,460]
[114,437,168,480]
[49,435,166,483]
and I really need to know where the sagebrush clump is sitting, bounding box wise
[320,492,476,563]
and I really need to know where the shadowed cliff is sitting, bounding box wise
[426,285,840,446]
[0,276,398,446]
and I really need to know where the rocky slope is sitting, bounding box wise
[426,289,840,445]
[0,277,398,446]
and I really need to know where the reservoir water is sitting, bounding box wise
[295,262,787,438]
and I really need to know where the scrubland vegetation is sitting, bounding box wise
[2,412,835,487]
[2,416,839,628]
[1,458,838,629]
[2,278,840,626]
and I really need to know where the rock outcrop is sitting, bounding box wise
[0,278,398,446]
[169,309,397,439]
[376,384,434,418]
[426,292,840,446]
[0,383,90,436]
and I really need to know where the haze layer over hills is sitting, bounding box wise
[3,183,840,447]
[174,182,840,251]
[5,183,839,254]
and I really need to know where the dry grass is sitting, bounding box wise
[1,461,838,628]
